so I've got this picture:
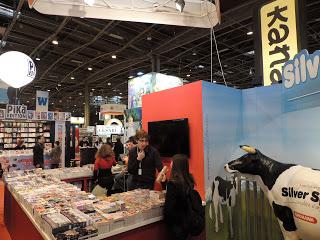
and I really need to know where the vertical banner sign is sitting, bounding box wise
[36,90,49,112]
[55,121,66,167]
[260,0,301,86]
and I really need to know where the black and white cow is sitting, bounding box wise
[225,145,320,240]
[206,176,238,236]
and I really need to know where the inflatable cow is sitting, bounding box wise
[206,176,238,237]
[225,145,320,240]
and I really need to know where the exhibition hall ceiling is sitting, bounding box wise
[0,0,320,115]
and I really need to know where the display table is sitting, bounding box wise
[3,169,204,240]
[4,185,170,240]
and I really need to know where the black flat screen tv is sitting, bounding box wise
[148,118,190,157]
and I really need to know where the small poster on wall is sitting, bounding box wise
[59,112,65,121]
[65,112,71,121]
[48,112,54,121]
[35,112,41,120]
[0,109,5,119]
[54,112,59,121]
[27,110,35,120]
[41,112,48,120]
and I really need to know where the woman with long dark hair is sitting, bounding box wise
[92,144,116,196]
[164,154,196,240]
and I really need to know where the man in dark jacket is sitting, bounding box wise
[113,137,124,161]
[50,141,62,169]
[128,130,163,190]
[33,135,45,168]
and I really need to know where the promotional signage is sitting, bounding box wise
[100,104,126,114]
[55,121,66,167]
[128,72,183,109]
[282,49,320,112]
[6,105,27,119]
[70,117,84,125]
[0,105,71,121]
[36,90,49,112]
[259,0,302,86]
[96,125,123,136]
[0,51,36,88]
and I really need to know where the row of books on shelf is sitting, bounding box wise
[0,132,50,138]
[0,122,44,128]
[3,143,36,149]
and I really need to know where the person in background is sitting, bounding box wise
[33,135,45,168]
[92,144,117,196]
[113,138,137,192]
[79,136,90,147]
[94,137,103,149]
[113,137,124,162]
[128,130,163,190]
[106,137,113,148]
[14,139,26,150]
[50,141,62,169]
[164,154,198,240]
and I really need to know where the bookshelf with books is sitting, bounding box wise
[0,121,52,150]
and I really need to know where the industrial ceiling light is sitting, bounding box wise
[175,0,185,13]
[58,83,62,87]
[35,57,40,61]
[88,67,93,71]
[84,0,95,6]
[112,55,117,59]
[70,76,75,80]
[247,31,253,36]
[52,39,59,45]
[107,82,111,85]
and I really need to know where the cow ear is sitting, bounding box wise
[240,145,256,154]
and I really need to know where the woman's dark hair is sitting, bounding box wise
[170,154,195,193]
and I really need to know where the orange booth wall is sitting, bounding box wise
[142,81,205,198]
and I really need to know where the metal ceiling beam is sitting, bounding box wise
[36,20,117,84]
[59,24,155,83]
[0,0,24,51]
[30,17,71,57]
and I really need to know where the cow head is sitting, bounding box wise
[225,145,261,175]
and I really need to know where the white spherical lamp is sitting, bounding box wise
[0,51,36,88]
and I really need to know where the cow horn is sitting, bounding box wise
[240,145,256,154]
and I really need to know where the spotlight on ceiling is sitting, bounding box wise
[247,31,254,36]
[112,55,117,59]
[175,0,185,13]
[84,0,95,6]
[71,77,75,80]
[35,57,40,61]
[88,67,93,71]
[52,39,59,45]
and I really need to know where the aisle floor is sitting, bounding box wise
[0,181,12,240]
